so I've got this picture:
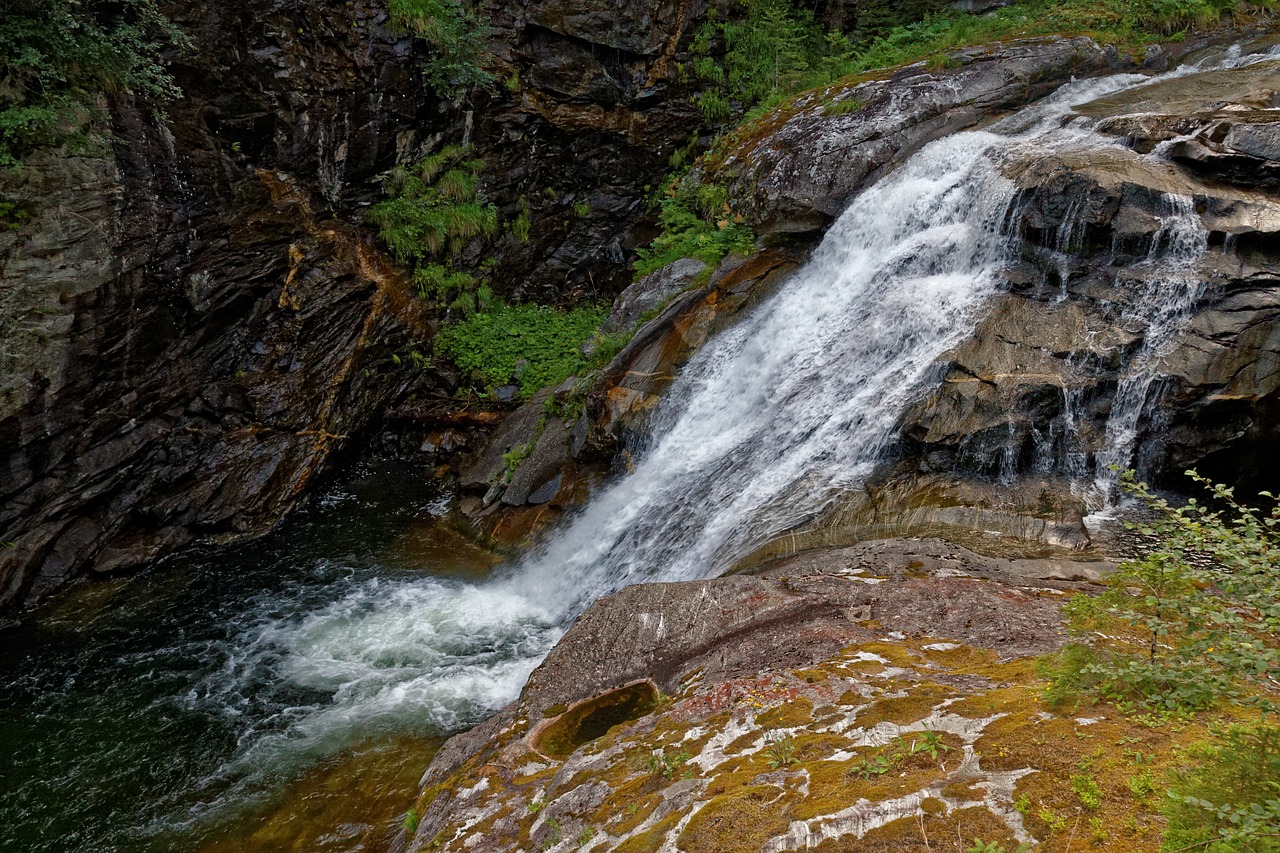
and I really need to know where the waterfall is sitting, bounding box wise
[209,72,1177,756]
[1090,193,1210,498]
[155,55,1256,837]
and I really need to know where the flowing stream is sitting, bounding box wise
[0,54,1254,852]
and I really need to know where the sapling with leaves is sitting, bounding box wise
[1060,470,1279,714]
[1049,470,1280,852]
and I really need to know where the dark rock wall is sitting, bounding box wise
[0,0,723,614]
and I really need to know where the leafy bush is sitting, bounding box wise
[633,174,755,277]
[434,304,605,398]
[1057,470,1279,714]
[366,145,497,309]
[385,0,493,97]
[1047,470,1280,852]
[0,0,185,167]
[1162,723,1280,852]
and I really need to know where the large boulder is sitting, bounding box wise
[394,543,1100,853]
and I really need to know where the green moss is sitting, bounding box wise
[613,811,681,853]
[677,785,791,852]
[854,682,957,727]
[758,697,814,729]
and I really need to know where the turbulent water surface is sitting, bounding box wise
[1,50,1260,852]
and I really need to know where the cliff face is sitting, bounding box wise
[0,0,717,614]
[0,0,431,611]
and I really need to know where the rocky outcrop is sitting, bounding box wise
[450,248,801,545]
[0,0,723,614]
[902,56,1280,492]
[703,36,1155,238]
[454,36,1280,549]
[394,541,1118,852]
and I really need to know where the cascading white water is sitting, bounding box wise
[198,72,1169,754]
[1090,193,1210,498]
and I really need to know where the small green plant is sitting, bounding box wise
[0,199,35,230]
[575,825,596,846]
[633,174,755,278]
[540,816,562,850]
[966,840,1031,853]
[911,729,951,762]
[1038,807,1068,833]
[647,748,692,779]
[1089,815,1109,845]
[404,807,420,834]
[502,442,534,478]
[509,206,531,243]
[1071,772,1103,810]
[766,732,797,769]
[1013,793,1031,815]
[1126,771,1155,798]
[527,797,546,814]
[821,97,864,116]
[850,753,893,780]
[572,199,591,218]
[435,303,605,398]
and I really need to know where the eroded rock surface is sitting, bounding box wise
[393,543,1205,853]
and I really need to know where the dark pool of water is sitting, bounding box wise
[0,461,507,853]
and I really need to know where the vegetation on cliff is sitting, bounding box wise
[640,0,1276,282]
[435,304,606,399]
[385,0,494,97]
[0,0,184,169]
[367,145,498,312]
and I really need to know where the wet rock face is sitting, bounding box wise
[707,36,1137,238]
[900,58,1280,492]
[0,0,716,613]
[0,0,436,613]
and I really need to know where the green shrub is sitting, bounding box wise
[0,0,185,168]
[366,145,497,308]
[434,304,605,398]
[633,174,755,278]
[385,0,493,97]
[1056,470,1279,715]
[1161,723,1280,852]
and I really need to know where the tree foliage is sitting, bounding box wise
[1060,470,1279,714]
[1048,470,1280,852]
[0,0,185,167]
[385,0,493,98]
